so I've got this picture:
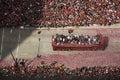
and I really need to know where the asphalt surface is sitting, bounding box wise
[0,25,120,68]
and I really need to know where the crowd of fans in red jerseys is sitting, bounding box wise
[0,0,120,27]
[0,59,120,80]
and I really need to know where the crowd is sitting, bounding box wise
[0,0,120,27]
[0,59,120,80]
[53,34,100,45]
[40,0,120,27]
[0,0,43,27]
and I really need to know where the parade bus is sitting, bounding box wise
[52,30,105,51]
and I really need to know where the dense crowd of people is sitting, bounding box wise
[40,0,120,27]
[0,0,120,27]
[0,59,120,80]
[0,0,43,27]
[53,34,100,45]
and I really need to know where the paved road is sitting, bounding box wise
[0,25,120,68]
[0,27,120,60]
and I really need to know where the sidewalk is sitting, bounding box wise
[21,24,120,30]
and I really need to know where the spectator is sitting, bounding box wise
[0,60,120,80]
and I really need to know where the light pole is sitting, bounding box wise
[0,28,5,60]
[37,30,41,57]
